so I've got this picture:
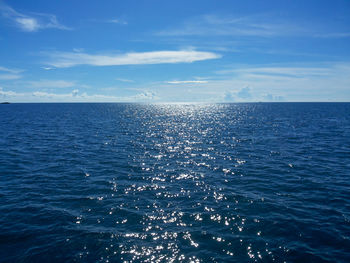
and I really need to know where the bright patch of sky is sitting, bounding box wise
[0,0,349,102]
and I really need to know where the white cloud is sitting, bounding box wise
[224,91,235,102]
[30,90,88,100]
[0,87,159,102]
[208,62,350,102]
[218,66,331,78]
[0,87,23,97]
[237,86,252,99]
[0,2,70,32]
[45,50,221,68]
[42,67,54,70]
[108,18,127,25]
[2,62,349,102]
[72,89,79,96]
[0,74,22,80]
[313,32,350,38]
[157,14,301,38]
[263,93,285,102]
[223,87,252,101]
[132,91,158,101]
[15,17,39,31]
[23,90,121,101]
[156,14,350,39]
[0,66,22,80]
[27,80,76,89]
[0,66,22,74]
[167,80,208,84]
[116,78,134,83]
[143,62,350,102]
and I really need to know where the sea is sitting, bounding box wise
[0,103,349,262]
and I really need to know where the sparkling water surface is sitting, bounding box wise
[0,103,349,262]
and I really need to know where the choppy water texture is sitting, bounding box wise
[0,103,350,262]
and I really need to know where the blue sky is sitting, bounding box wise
[0,0,350,102]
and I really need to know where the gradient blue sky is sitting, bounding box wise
[1,0,350,102]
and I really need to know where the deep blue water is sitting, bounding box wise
[0,103,350,262]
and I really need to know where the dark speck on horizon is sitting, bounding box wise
[1,103,350,262]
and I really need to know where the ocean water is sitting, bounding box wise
[0,103,349,263]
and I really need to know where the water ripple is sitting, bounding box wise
[0,103,350,262]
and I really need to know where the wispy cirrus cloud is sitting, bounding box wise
[216,65,333,79]
[0,2,70,32]
[0,66,22,74]
[26,79,76,89]
[156,14,301,38]
[156,14,350,39]
[0,66,22,80]
[116,78,134,83]
[45,50,221,68]
[0,74,22,80]
[107,18,127,25]
[313,32,350,38]
[166,80,208,84]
